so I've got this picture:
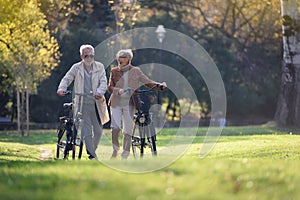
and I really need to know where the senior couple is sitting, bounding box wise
[57,44,167,160]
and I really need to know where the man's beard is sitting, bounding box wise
[83,60,93,66]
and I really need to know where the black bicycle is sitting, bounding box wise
[56,91,84,160]
[130,84,164,158]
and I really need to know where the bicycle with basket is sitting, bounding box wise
[130,84,164,158]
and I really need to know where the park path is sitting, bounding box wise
[38,146,53,160]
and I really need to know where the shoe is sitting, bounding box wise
[121,151,129,159]
[88,155,97,160]
[111,151,118,159]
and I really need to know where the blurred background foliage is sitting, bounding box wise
[0,0,282,125]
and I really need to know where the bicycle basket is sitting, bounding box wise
[132,91,158,112]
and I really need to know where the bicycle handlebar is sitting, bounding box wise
[125,84,164,94]
[63,83,164,96]
[63,90,94,97]
[63,90,72,95]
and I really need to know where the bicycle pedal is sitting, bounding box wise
[132,137,140,143]
[58,141,66,148]
[132,142,140,146]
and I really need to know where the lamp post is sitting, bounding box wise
[155,25,166,127]
[155,25,166,75]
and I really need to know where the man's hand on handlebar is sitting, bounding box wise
[95,93,103,100]
[57,89,65,96]
[57,90,72,96]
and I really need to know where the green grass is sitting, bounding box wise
[1,125,300,199]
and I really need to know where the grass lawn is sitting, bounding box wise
[0,125,300,200]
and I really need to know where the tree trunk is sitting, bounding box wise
[17,89,21,134]
[26,89,30,136]
[16,82,26,136]
[21,90,25,136]
[275,0,300,126]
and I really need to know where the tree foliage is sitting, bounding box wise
[29,0,115,123]
[0,0,286,125]
[0,0,60,134]
[136,0,282,118]
[0,0,60,93]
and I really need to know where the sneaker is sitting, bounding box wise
[121,151,129,159]
[88,155,97,160]
[111,151,118,159]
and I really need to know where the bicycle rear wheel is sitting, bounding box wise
[78,141,83,159]
[71,139,83,159]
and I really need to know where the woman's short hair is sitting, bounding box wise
[79,44,95,55]
[116,49,133,60]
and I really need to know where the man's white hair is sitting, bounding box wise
[79,44,95,55]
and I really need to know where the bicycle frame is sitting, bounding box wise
[130,84,163,158]
[56,91,87,160]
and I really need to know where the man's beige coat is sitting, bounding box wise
[58,61,109,125]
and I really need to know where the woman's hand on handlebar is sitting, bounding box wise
[118,89,125,95]
[159,82,167,90]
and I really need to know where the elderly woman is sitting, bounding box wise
[108,49,167,159]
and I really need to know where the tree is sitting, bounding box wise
[275,0,300,126]
[136,0,282,119]
[29,0,115,123]
[0,0,60,135]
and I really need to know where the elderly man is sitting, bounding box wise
[57,44,109,159]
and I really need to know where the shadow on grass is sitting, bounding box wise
[197,125,299,136]
[0,151,40,162]
[0,130,57,145]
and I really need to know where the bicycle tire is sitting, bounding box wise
[63,144,69,159]
[148,136,157,156]
[139,125,146,158]
[56,146,60,159]
[56,128,65,159]
[71,127,78,160]
[63,129,72,159]
[71,144,76,159]
[131,124,147,158]
[78,141,83,159]
[132,122,158,158]
[147,122,157,156]
[131,123,139,159]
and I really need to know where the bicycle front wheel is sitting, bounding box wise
[131,123,140,159]
[56,128,65,159]
[148,122,157,156]
[71,126,79,160]
[63,130,73,159]
[148,135,157,156]
[138,125,147,158]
